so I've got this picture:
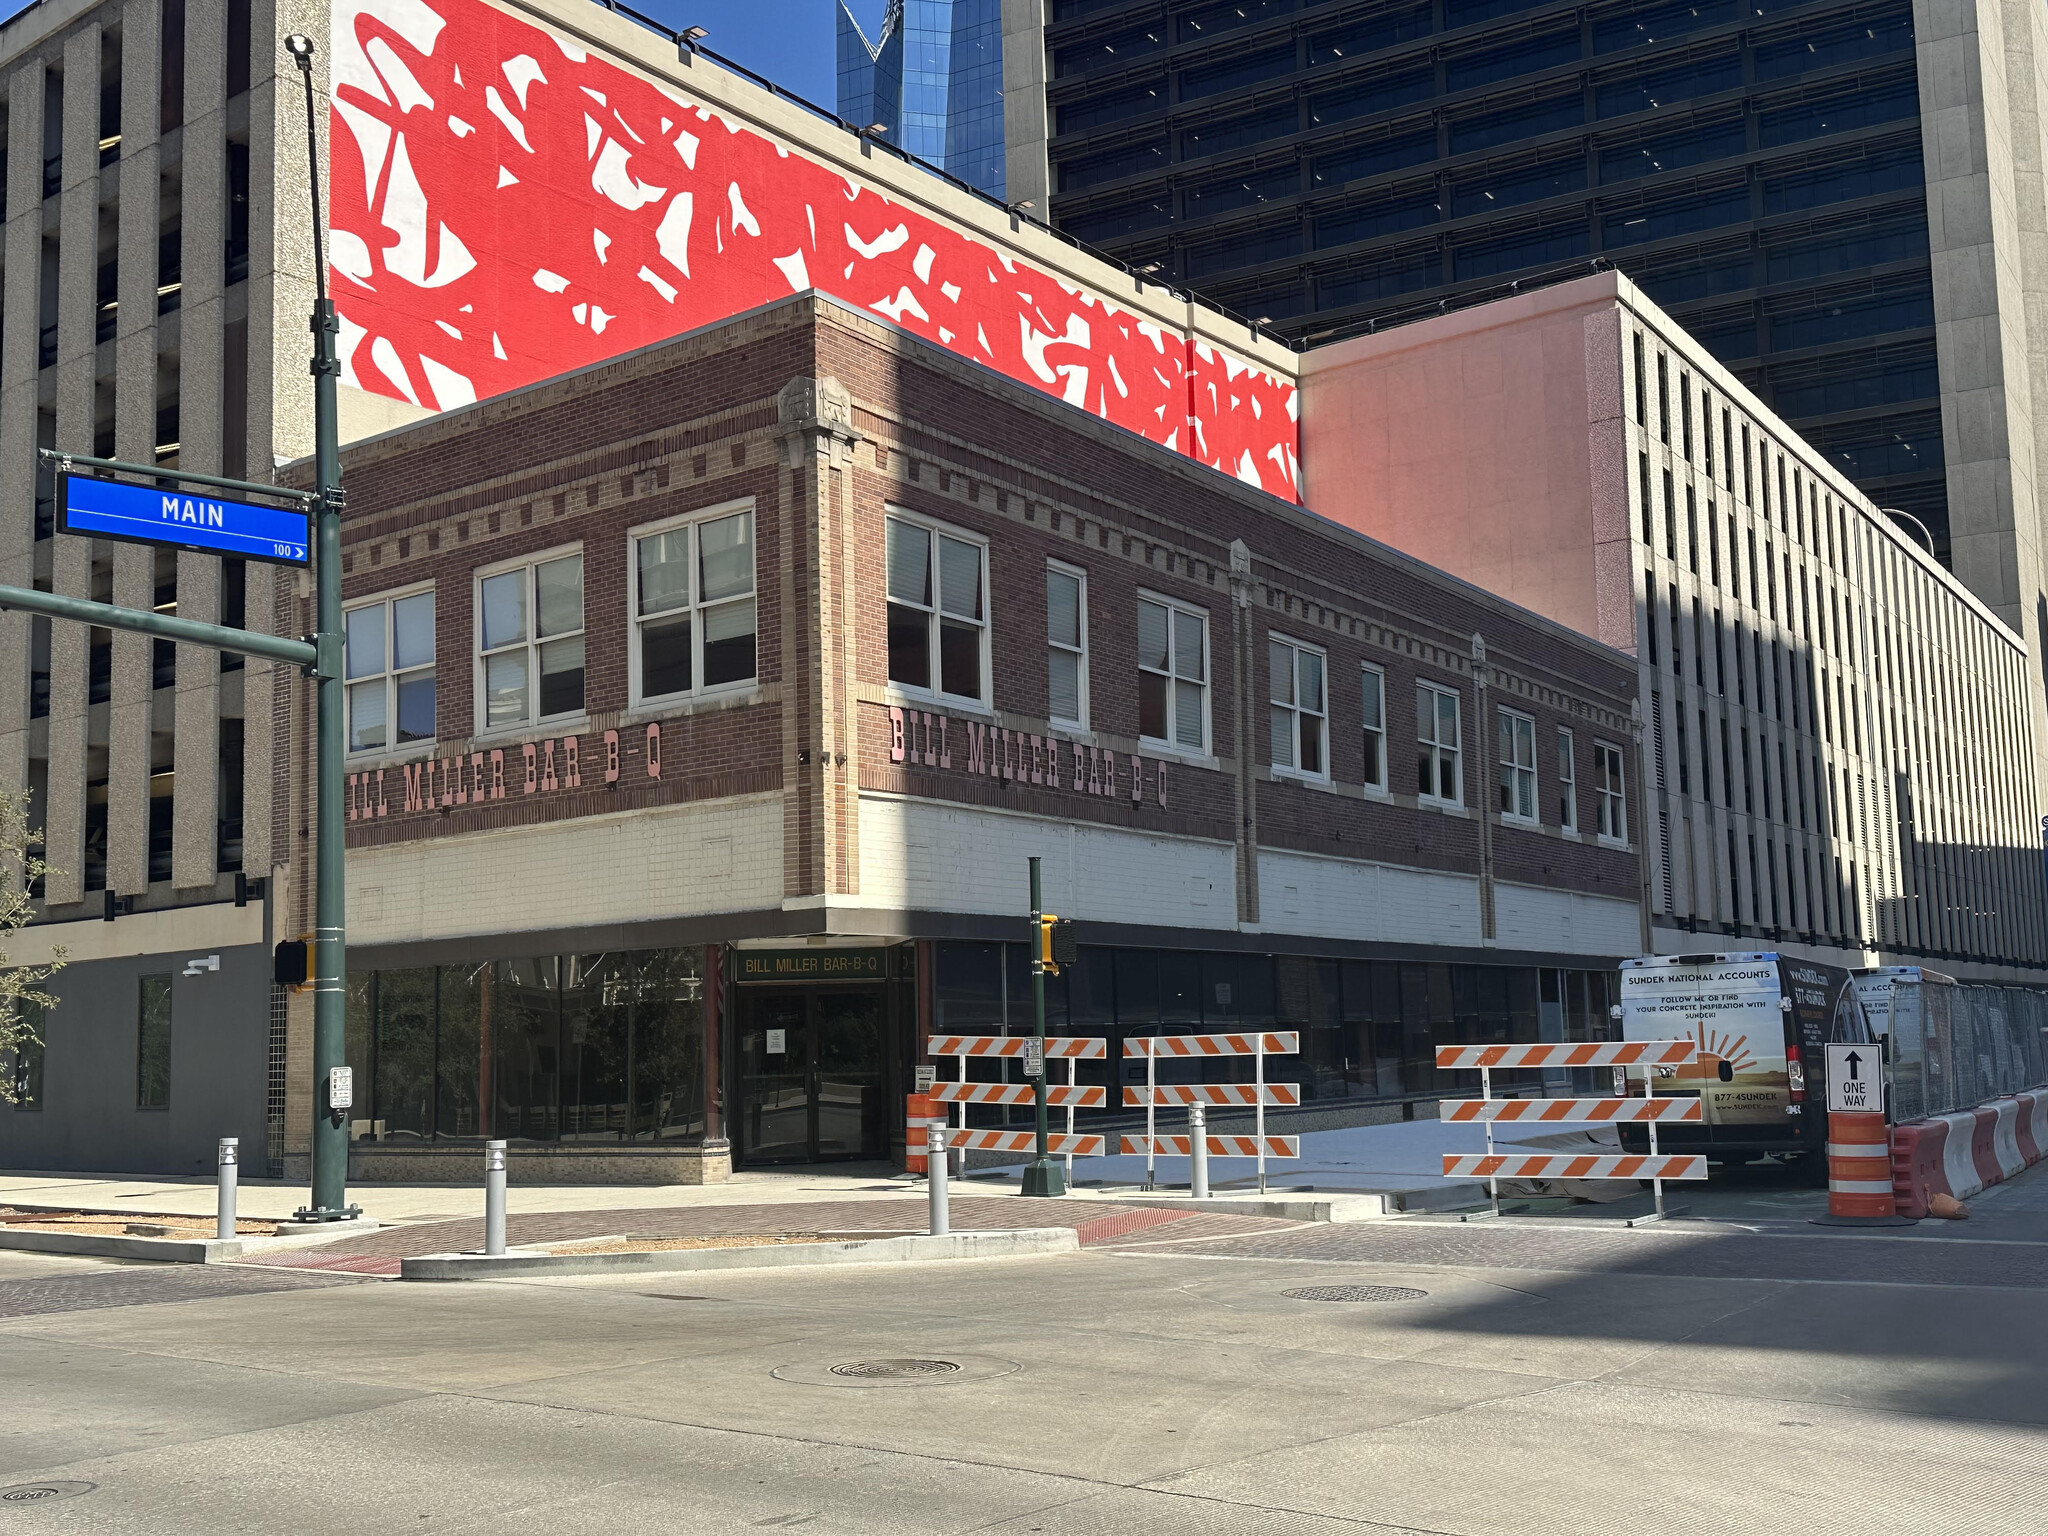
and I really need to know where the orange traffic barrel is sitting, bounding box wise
[905,1093,937,1175]
[1826,1111,1896,1218]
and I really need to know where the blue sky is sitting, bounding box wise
[632,0,888,110]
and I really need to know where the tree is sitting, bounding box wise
[0,786,63,1104]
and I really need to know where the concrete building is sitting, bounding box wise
[1015,0,2048,745]
[1301,271,2048,981]
[0,0,329,1175]
[319,287,1642,1178]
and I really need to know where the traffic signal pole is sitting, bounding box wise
[1020,855,1067,1198]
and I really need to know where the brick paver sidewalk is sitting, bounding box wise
[238,1198,1297,1276]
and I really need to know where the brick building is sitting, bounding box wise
[309,289,1642,1179]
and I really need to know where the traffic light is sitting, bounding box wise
[273,938,309,989]
[1035,915,1078,974]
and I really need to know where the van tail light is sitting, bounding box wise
[1786,1056,1806,1099]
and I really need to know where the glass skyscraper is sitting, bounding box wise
[838,0,1009,198]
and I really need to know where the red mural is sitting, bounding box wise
[327,0,1300,497]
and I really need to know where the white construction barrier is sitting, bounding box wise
[927,1034,1107,1178]
[1126,1031,1299,1191]
[1438,1040,1702,1217]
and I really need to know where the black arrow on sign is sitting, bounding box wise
[1844,1050,1863,1079]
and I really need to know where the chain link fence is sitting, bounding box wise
[1878,973,2048,1123]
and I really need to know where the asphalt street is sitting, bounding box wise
[2,1166,2044,1535]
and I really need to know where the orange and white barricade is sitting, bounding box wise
[937,1127,1106,1158]
[1437,1040,1704,1218]
[1125,1031,1300,1191]
[925,1034,1107,1177]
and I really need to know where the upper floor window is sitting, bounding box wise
[1596,741,1628,841]
[1498,707,1536,822]
[344,588,435,754]
[1138,595,1209,753]
[477,550,583,731]
[1557,726,1577,831]
[1361,665,1387,791]
[1047,561,1089,728]
[1417,681,1462,806]
[630,504,757,705]
[887,513,987,705]
[1270,635,1327,780]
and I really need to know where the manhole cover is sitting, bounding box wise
[1283,1285,1430,1303]
[828,1358,961,1378]
[772,1353,1020,1389]
[0,1482,96,1504]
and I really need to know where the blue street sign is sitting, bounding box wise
[58,472,310,565]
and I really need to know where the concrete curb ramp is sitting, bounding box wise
[399,1226,1080,1281]
[0,1228,243,1264]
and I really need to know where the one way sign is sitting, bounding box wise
[1826,1042,1881,1114]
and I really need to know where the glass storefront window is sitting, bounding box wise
[345,948,706,1144]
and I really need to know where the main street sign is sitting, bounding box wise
[59,472,311,565]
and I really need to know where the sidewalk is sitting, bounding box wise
[0,1166,927,1225]
[2,1116,1571,1226]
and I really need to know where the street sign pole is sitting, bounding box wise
[1020,855,1066,1197]
[292,32,352,1223]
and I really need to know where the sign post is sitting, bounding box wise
[0,33,359,1226]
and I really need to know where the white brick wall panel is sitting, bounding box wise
[859,795,1238,929]
[346,793,785,946]
[1257,847,1482,947]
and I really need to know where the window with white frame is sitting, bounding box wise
[1269,634,1327,778]
[1046,561,1088,727]
[344,588,435,754]
[477,550,584,730]
[1557,727,1577,831]
[1497,707,1536,821]
[1361,665,1387,791]
[886,513,987,704]
[1416,681,1462,805]
[630,503,758,704]
[1137,595,1208,752]
[1596,741,1628,841]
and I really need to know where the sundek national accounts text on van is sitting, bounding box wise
[57,473,310,565]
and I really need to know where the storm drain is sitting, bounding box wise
[829,1359,962,1378]
[1283,1285,1429,1303]
[1,1482,96,1504]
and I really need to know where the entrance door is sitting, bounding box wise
[737,989,886,1163]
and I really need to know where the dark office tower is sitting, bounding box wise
[1030,0,2048,601]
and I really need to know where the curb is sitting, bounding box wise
[0,1229,244,1263]
[1079,1193,1398,1222]
[398,1226,1080,1280]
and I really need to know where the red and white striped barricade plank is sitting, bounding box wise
[1442,1153,1707,1180]
[1124,1084,1300,1107]
[928,1082,1105,1108]
[1434,1041,1697,1069]
[1122,1134,1300,1159]
[1440,1097,1702,1123]
[941,1128,1105,1157]
[928,1035,1107,1058]
[1123,1032,1299,1057]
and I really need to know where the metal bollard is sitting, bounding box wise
[216,1137,238,1240]
[927,1123,950,1235]
[1189,1103,1210,1199]
[484,1140,507,1256]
